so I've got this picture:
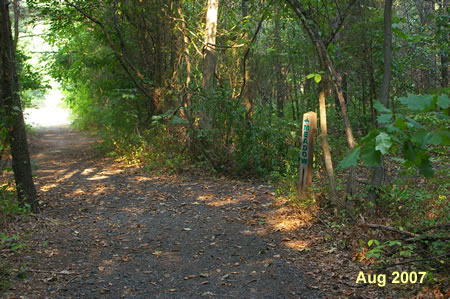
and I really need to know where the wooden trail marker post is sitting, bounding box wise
[298,112,317,195]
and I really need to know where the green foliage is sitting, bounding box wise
[0,233,27,252]
[0,184,31,226]
[0,261,11,291]
[16,49,49,108]
[338,93,449,177]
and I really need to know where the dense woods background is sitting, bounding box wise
[1,0,449,295]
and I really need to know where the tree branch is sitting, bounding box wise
[64,0,155,112]
[326,0,358,46]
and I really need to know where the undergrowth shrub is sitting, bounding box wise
[0,184,30,227]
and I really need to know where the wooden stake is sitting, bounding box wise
[298,112,317,195]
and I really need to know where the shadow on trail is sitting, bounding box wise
[18,128,326,298]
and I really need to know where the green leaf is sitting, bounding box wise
[373,101,390,113]
[394,117,407,130]
[361,139,381,167]
[306,73,315,79]
[393,27,408,40]
[418,156,434,178]
[429,134,443,146]
[169,115,188,125]
[337,147,360,170]
[405,116,424,129]
[436,94,449,109]
[377,113,392,124]
[411,131,433,148]
[314,74,322,83]
[402,142,416,164]
[375,132,392,154]
[360,129,378,144]
[399,93,434,111]
[361,148,381,167]
[440,131,450,145]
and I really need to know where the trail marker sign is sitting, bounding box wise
[298,112,317,195]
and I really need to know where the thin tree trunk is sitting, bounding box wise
[441,54,448,89]
[361,74,368,134]
[326,61,357,198]
[438,0,448,89]
[0,0,39,212]
[242,0,254,120]
[273,4,284,118]
[178,5,192,110]
[288,24,300,120]
[318,79,337,200]
[12,0,19,54]
[368,0,393,214]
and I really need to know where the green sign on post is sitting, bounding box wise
[298,112,317,195]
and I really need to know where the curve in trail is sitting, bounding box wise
[17,128,322,298]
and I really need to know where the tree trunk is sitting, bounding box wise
[325,58,357,198]
[273,4,284,118]
[242,0,254,120]
[318,79,337,200]
[0,0,39,212]
[438,0,448,89]
[441,54,448,89]
[202,0,219,91]
[368,0,393,214]
[178,5,192,110]
[288,24,300,120]
[200,0,219,130]
[12,0,19,54]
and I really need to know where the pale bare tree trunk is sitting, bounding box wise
[368,0,393,214]
[202,0,218,90]
[318,79,337,199]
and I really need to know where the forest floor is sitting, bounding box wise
[1,128,438,298]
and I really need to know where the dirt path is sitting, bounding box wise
[5,128,329,298]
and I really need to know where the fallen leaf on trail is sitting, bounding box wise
[152,250,162,257]
[184,275,197,280]
[202,292,215,296]
[122,256,132,262]
[168,289,177,292]
[59,270,72,274]
[183,228,192,231]
[46,275,57,282]
[199,273,209,278]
